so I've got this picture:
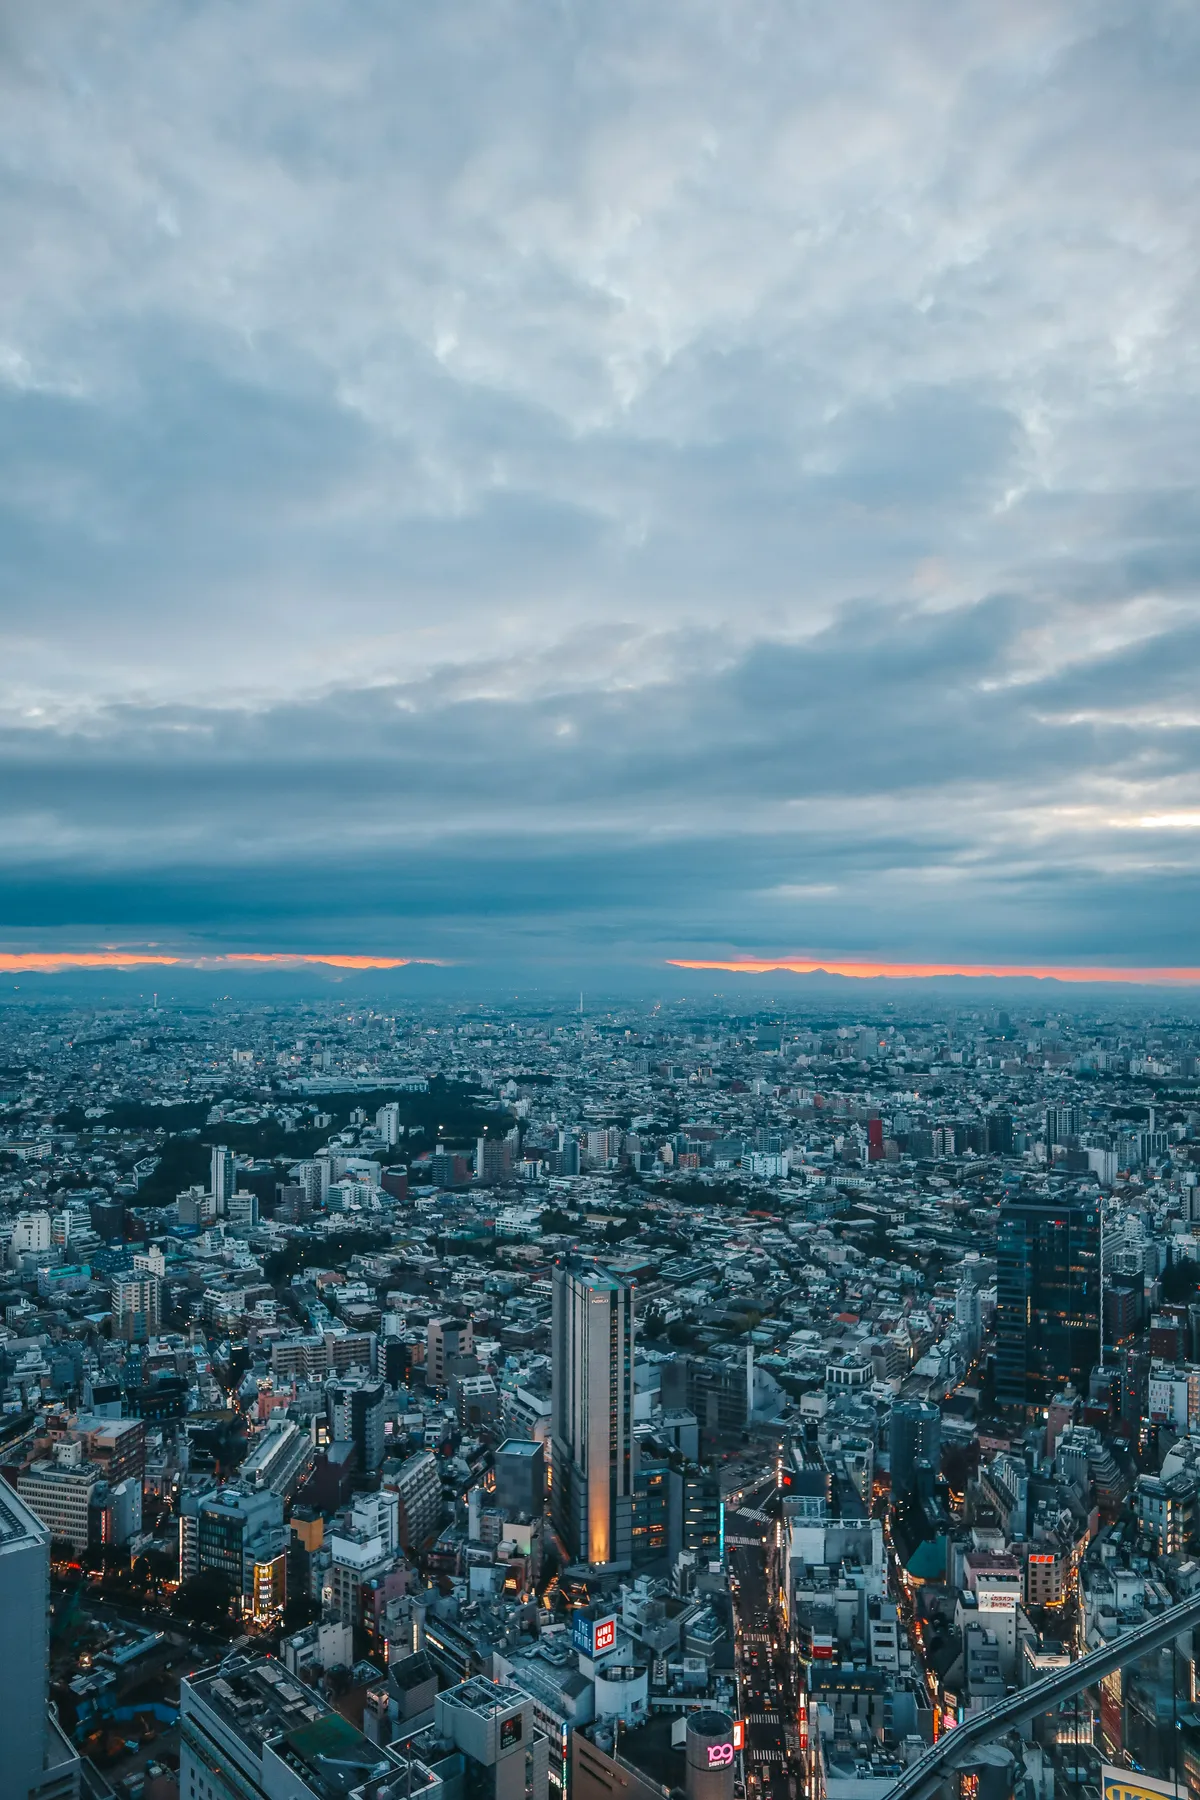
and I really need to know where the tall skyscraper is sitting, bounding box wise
[551,1262,635,1568]
[995,1198,1100,1409]
[211,1144,235,1215]
[0,1484,80,1800]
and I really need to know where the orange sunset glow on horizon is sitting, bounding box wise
[0,951,444,974]
[667,956,1200,987]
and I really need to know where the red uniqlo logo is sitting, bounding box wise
[594,1619,616,1652]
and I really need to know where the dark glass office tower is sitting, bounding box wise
[889,1399,942,1501]
[995,1199,1100,1408]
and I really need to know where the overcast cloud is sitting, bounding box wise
[1,1,1198,971]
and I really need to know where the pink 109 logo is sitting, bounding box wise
[707,1744,734,1767]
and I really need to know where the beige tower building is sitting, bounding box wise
[551,1262,635,1568]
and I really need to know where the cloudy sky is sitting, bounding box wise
[2,1,1199,981]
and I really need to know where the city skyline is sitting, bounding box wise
[0,986,1198,1800]
[5,9,1200,1798]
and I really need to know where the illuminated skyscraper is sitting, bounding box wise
[995,1198,1100,1408]
[551,1262,635,1568]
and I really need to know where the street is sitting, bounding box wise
[728,1472,797,1800]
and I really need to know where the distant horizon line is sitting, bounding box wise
[1,946,1199,990]
[667,957,1200,986]
[0,951,447,973]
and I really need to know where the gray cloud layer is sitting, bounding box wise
[1,2,1198,965]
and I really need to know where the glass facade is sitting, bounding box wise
[995,1200,1100,1409]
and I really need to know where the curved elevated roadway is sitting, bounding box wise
[883,1587,1200,1800]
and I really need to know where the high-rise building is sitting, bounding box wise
[239,1418,315,1499]
[19,1450,101,1552]
[986,1111,1014,1156]
[956,1276,983,1332]
[551,1262,635,1568]
[585,1128,621,1167]
[211,1144,235,1214]
[9,1211,52,1260]
[89,1197,126,1242]
[554,1135,581,1177]
[133,1244,166,1278]
[386,1450,444,1551]
[292,1160,328,1208]
[111,1271,161,1341]
[434,1679,548,1800]
[889,1400,942,1502]
[328,1377,387,1473]
[427,1316,473,1387]
[632,1450,669,1563]
[494,1439,545,1520]
[227,1190,259,1229]
[660,1355,747,1440]
[995,1199,1100,1409]
[1044,1106,1082,1150]
[668,1461,721,1564]
[430,1150,471,1189]
[476,1137,512,1184]
[179,1484,287,1620]
[0,1484,80,1800]
[376,1102,401,1147]
[70,1415,147,1485]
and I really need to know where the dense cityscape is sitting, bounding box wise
[1,991,1199,1800]
[5,6,1198,1800]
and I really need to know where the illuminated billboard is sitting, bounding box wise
[572,1611,618,1657]
[1102,1769,1183,1800]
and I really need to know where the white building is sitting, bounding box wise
[17,1448,100,1554]
[8,1211,52,1265]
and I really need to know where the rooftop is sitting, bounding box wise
[185,1656,424,1800]
[585,1711,683,1790]
[280,1712,397,1800]
[437,1677,524,1721]
[0,1481,48,1551]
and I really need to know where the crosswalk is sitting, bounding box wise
[747,1749,787,1765]
[746,1712,780,1724]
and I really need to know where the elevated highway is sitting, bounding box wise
[883,1588,1200,1800]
